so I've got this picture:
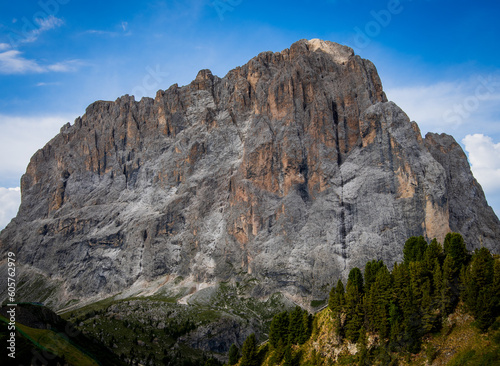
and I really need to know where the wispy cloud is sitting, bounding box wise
[83,29,119,36]
[46,59,84,72]
[25,15,64,42]
[463,134,500,194]
[8,15,64,46]
[36,81,62,87]
[386,74,500,135]
[0,187,21,231]
[35,15,64,32]
[82,21,132,38]
[0,49,83,74]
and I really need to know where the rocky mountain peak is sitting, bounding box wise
[1,39,498,309]
[305,38,354,63]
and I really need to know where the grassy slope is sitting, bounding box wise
[0,304,125,366]
[11,320,99,366]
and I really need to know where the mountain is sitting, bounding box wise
[1,39,499,310]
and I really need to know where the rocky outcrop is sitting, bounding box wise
[1,39,499,308]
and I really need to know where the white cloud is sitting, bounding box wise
[35,15,64,32]
[17,15,64,44]
[0,50,45,73]
[0,114,77,184]
[36,81,62,87]
[0,43,10,51]
[82,29,118,36]
[82,22,132,38]
[0,187,21,231]
[0,49,83,74]
[386,75,500,136]
[462,134,500,194]
[46,59,84,72]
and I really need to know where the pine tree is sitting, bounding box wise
[493,259,500,317]
[348,267,364,294]
[240,334,258,366]
[389,302,403,351]
[269,311,289,348]
[374,264,391,338]
[330,279,346,339]
[345,268,365,342]
[463,247,495,331]
[364,260,385,292]
[364,264,390,336]
[364,285,377,332]
[288,306,304,345]
[409,261,426,308]
[403,236,428,265]
[299,311,312,344]
[335,279,346,313]
[440,255,455,316]
[283,344,293,366]
[272,338,286,364]
[228,344,239,365]
[424,239,443,273]
[432,258,442,300]
[421,279,437,333]
[475,287,495,332]
[443,232,468,273]
[357,325,368,365]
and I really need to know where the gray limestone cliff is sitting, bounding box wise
[1,39,499,309]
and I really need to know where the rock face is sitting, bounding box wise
[1,39,499,307]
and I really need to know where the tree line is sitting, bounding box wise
[228,232,500,365]
[330,233,500,354]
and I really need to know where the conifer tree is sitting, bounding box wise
[330,279,346,339]
[424,239,443,272]
[440,255,455,316]
[464,248,494,310]
[348,267,364,294]
[409,261,426,308]
[443,232,468,273]
[364,259,384,292]
[357,325,368,365]
[364,264,390,336]
[288,306,304,345]
[421,279,436,333]
[283,345,293,366]
[463,247,495,331]
[299,311,312,344]
[493,259,500,317]
[345,267,364,342]
[228,344,239,365]
[403,236,428,265]
[240,334,258,366]
[389,302,404,351]
[335,279,346,313]
[269,311,289,348]
[432,258,442,299]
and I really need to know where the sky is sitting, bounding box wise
[1,0,500,230]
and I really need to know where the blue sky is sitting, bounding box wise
[1,0,500,229]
